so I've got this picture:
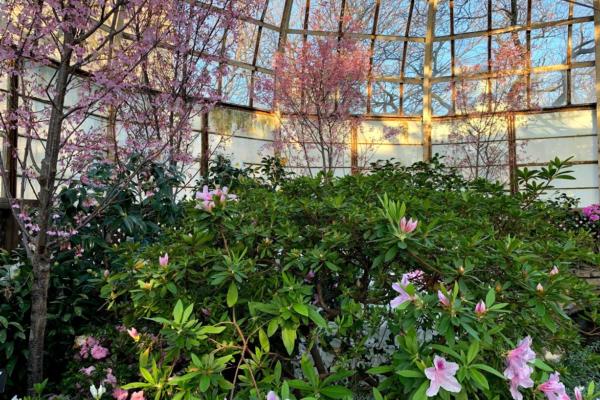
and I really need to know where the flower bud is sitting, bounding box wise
[549,266,559,276]
[475,300,487,317]
[457,265,465,275]
[536,283,544,294]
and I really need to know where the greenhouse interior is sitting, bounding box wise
[1,0,600,398]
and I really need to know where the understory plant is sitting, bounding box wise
[99,158,599,399]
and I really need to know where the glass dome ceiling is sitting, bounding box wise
[221,0,596,116]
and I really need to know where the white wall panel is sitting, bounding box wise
[518,136,597,163]
[517,110,596,139]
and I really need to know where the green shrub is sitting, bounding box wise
[100,158,600,399]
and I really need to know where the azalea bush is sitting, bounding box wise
[95,158,600,399]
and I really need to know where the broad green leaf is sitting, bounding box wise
[467,341,480,364]
[320,386,353,399]
[470,368,489,390]
[173,300,184,323]
[259,328,270,353]
[293,303,309,316]
[227,282,238,307]
[281,327,297,355]
[396,369,423,378]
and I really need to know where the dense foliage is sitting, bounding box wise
[86,158,599,399]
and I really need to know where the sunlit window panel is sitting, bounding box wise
[491,32,527,71]
[404,42,425,77]
[250,0,269,20]
[227,22,259,64]
[351,82,369,114]
[344,0,376,33]
[223,68,252,105]
[373,40,404,77]
[491,0,528,28]
[455,36,488,70]
[377,0,411,36]
[490,75,527,111]
[453,0,488,34]
[264,0,285,25]
[409,0,428,37]
[571,67,596,104]
[531,0,569,22]
[290,0,308,29]
[432,41,451,77]
[531,71,567,108]
[573,0,593,17]
[530,26,568,67]
[432,82,453,116]
[403,84,423,115]
[371,81,400,115]
[455,79,487,114]
[435,0,451,37]
[257,28,279,69]
[572,22,595,62]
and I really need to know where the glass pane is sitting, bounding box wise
[371,81,400,114]
[373,40,404,77]
[405,42,425,77]
[409,0,428,37]
[531,71,567,107]
[345,0,376,33]
[572,22,595,62]
[530,26,568,67]
[377,0,412,36]
[455,36,488,70]
[571,67,596,104]
[454,0,488,34]
[433,41,451,77]
[308,0,343,31]
[257,28,279,69]
[227,22,259,64]
[403,84,423,115]
[223,67,252,105]
[265,0,285,25]
[574,0,593,17]
[432,82,453,116]
[435,0,451,37]
[492,0,527,28]
[290,0,307,29]
[531,0,569,22]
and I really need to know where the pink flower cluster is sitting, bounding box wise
[113,389,144,400]
[390,273,416,308]
[504,336,535,400]
[538,372,570,400]
[76,336,109,360]
[195,185,237,212]
[582,204,600,222]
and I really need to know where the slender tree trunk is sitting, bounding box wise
[27,37,73,391]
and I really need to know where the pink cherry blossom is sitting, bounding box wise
[438,290,451,308]
[400,217,418,234]
[159,253,169,267]
[475,300,486,316]
[390,274,415,309]
[91,344,109,360]
[424,355,462,397]
[113,388,128,400]
[266,391,280,400]
[131,391,145,400]
[538,372,569,400]
[504,336,536,400]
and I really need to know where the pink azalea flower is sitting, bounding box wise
[91,344,109,360]
[550,266,559,276]
[475,300,486,316]
[131,390,145,400]
[424,355,462,397]
[538,372,569,400]
[574,387,583,400]
[159,253,169,267]
[113,388,128,400]
[438,290,451,308]
[266,391,280,400]
[390,274,414,309]
[504,336,536,400]
[399,217,418,234]
[127,327,140,342]
[80,366,96,376]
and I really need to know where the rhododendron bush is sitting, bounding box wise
[93,159,600,399]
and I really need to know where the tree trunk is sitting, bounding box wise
[27,35,73,391]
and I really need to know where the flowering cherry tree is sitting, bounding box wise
[256,2,370,176]
[0,0,258,389]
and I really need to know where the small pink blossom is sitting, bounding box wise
[538,372,569,400]
[390,274,415,308]
[424,355,462,397]
[91,344,109,360]
[127,327,140,342]
[549,266,559,276]
[574,387,583,400]
[113,388,128,400]
[80,366,96,376]
[104,368,117,386]
[504,336,536,400]
[474,300,486,316]
[131,390,145,400]
[159,253,169,267]
[399,216,418,234]
[438,290,450,308]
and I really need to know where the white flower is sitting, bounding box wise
[90,384,107,400]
